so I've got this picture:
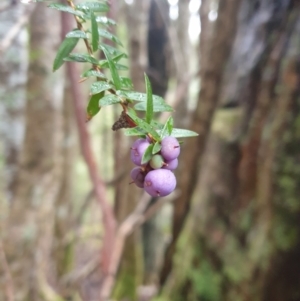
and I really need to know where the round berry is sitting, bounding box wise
[130,167,145,188]
[163,158,178,170]
[144,169,176,197]
[150,154,164,169]
[130,139,150,166]
[160,136,180,161]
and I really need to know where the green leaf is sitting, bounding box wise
[90,11,99,52]
[120,77,133,89]
[64,53,99,65]
[90,82,112,95]
[134,101,173,112]
[99,94,120,106]
[99,61,128,70]
[151,120,164,130]
[142,144,154,165]
[152,141,161,154]
[101,44,123,56]
[99,29,123,46]
[145,74,153,124]
[48,3,84,17]
[116,91,164,103]
[53,37,79,71]
[158,128,199,138]
[160,116,174,138]
[126,112,161,141]
[86,92,103,120]
[124,127,147,136]
[101,46,122,90]
[76,2,109,13]
[96,16,116,26]
[81,69,106,79]
[66,30,87,39]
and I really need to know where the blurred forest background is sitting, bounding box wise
[1,0,300,301]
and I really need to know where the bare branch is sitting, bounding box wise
[99,191,177,300]
[62,13,116,275]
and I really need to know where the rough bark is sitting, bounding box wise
[160,0,242,285]
[159,1,300,301]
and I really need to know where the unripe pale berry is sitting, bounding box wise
[161,136,180,161]
[130,167,145,188]
[130,139,150,166]
[144,169,176,197]
[150,154,164,169]
[163,158,178,170]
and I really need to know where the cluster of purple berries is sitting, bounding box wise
[130,136,180,197]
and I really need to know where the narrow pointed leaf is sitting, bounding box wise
[152,141,161,154]
[66,30,87,39]
[116,91,164,103]
[90,11,99,52]
[86,92,103,121]
[145,74,153,124]
[64,53,99,64]
[142,144,154,165]
[158,128,199,138]
[48,3,84,17]
[120,77,133,89]
[99,94,120,106]
[76,2,109,12]
[101,46,121,90]
[126,112,161,141]
[99,29,123,46]
[90,82,112,95]
[151,120,164,130]
[96,16,116,26]
[160,116,174,138]
[124,127,147,136]
[134,101,173,112]
[101,44,123,56]
[81,69,106,79]
[53,37,79,71]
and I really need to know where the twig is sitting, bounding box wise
[62,12,116,276]
[75,169,127,225]
[99,191,176,300]
[0,239,14,301]
[62,256,101,284]
[0,7,33,54]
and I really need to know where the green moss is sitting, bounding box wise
[272,217,298,251]
[189,261,222,301]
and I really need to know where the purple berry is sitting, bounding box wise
[144,169,176,197]
[150,154,164,169]
[130,167,145,188]
[163,158,178,170]
[130,139,150,166]
[160,136,180,161]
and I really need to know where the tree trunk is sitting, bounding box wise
[159,1,300,300]
[142,0,170,287]
[160,0,241,285]
[0,1,28,201]
[3,3,64,300]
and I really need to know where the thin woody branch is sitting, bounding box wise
[62,12,116,276]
